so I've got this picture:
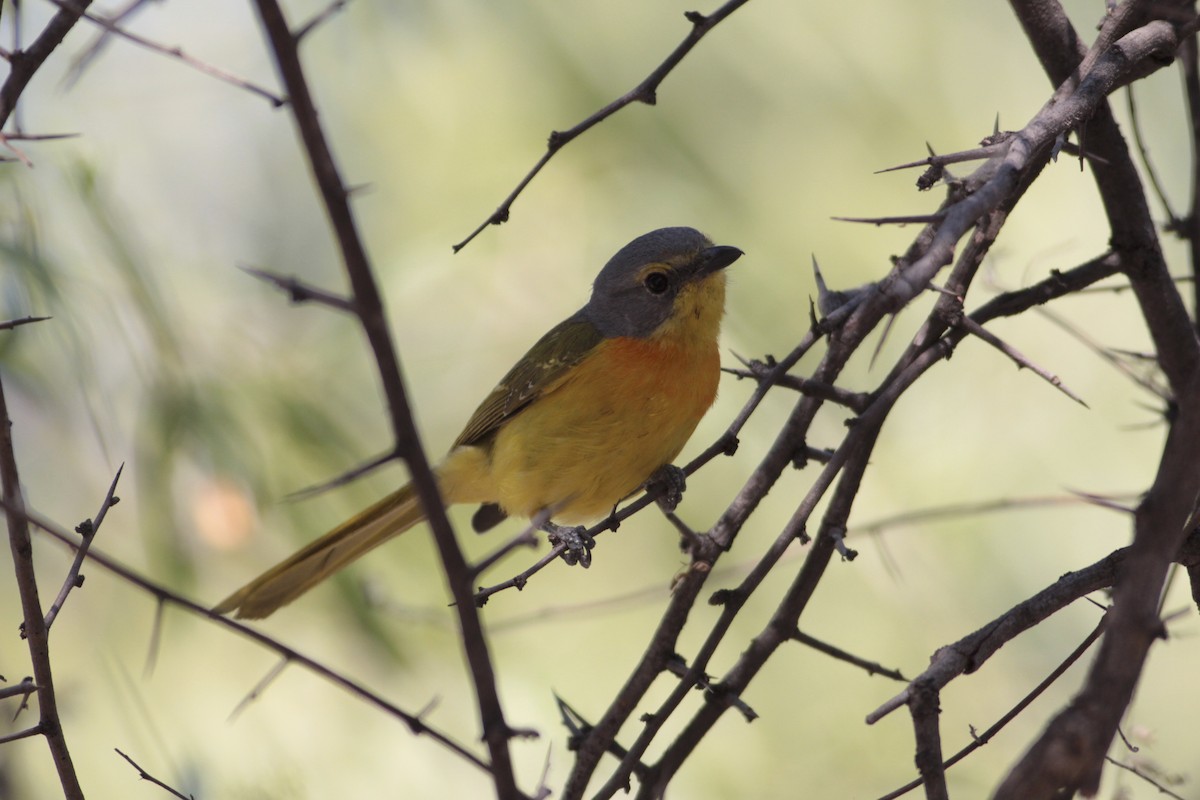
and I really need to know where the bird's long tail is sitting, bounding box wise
[214,482,426,619]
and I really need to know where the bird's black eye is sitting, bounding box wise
[643,271,670,295]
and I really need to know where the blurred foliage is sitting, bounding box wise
[0,1,1197,798]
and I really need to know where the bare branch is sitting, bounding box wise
[791,630,907,682]
[12,502,492,773]
[723,356,872,413]
[0,724,46,746]
[228,658,289,721]
[452,0,752,252]
[0,676,37,701]
[44,464,124,630]
[832,213,947,226]
[286,448,399,500]
[0,376,83,797]
[878,616,1106,800]
[0,315,50,330]
[65,0,162,86]
[295,0,354,42]
[951,309,1089,407]
[867,547,1126,725]
[114,748,193,800]
[0,0,94,130]
[46,0,285,106]
[239,264,356,313]
[1103,755,1189,800]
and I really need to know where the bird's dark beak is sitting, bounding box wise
[695,245,744,278]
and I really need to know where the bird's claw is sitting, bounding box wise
[647,464,687,513]
[544,522,594,568]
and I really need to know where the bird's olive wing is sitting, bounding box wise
[453,316,603,449]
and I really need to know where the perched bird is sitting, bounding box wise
[216,227,742,619]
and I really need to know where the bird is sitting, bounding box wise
[215,226,742,619]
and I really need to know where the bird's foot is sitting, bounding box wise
[543,521,594,568]
[646,464,687,512]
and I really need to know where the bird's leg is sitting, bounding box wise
[646,464,687,512]
[542,521,594,568]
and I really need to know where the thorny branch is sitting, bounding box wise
[45,0,283,106]
[248,2,521,796]
[560,4,1198,798]
[452,0,752,252]
[43,464,123,630]
[0,375,83,799]
[10,501,491,772]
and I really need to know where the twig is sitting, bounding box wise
[832,213,947,226]
[0,677,37,701]
[950,309,1089,407]
[45,0,285,107]
[0,724,45,746]
[878,615,1106,800]
[0,376,84,797]
[143,598,165,678]
[470,519,541,580]
[286,448,399,500]
[295,0,354,42]
[875,140,1009,174]
[791,630,907,682]
[12,502,491,773]
[44,464,124,630]
[1103,755,1188,800]
[554,694,648,779]
[114,748,193,800]
[723,357,871,412]
[2,132,80,141]
[0,0,94,130]
[239,264,357,313]
[228,658,289,721]
[1125,82,1181,228]
[473,547,561,605]
[852,491,1135,536]
[489,581,671,632]
[1035,304,1170,401]
[866,546,1124,725]
[972,251,1124,321]
[663,654,757,722]
[452,0,752,252]
[64,0,161,86]
[1065,488,1137,515]
[0,315,50,330]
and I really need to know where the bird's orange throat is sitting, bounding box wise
[604,270,726,420]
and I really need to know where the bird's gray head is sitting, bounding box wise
[581,227,743,339]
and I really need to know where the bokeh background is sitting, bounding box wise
[1,1,1196,797]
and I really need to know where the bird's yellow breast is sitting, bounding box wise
[439,273,725,523]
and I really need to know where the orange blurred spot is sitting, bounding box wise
[192,477,258,551]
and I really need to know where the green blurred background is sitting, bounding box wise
[1,1,1196,797]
